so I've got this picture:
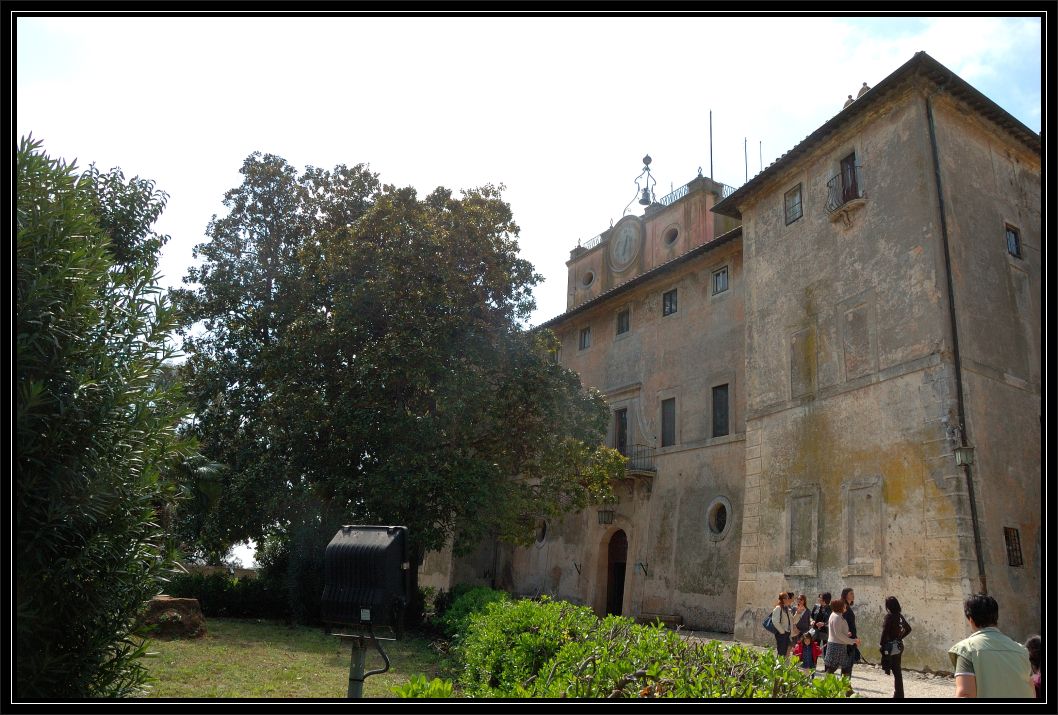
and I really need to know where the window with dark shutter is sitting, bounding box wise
[661,398,676,447]
[1004,527,1024,567]
[784,184,803,224]
[616,309,630,335]
[614,408,628,456]
[712,384,729,437]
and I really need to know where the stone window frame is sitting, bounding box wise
[706,495,733,542]
[837,291,878,383]
[662,222,681,248]
[784,483,819,577]
[840,475,883,578]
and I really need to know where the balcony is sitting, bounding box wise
[623,443,656,476]
[825,164,866,225]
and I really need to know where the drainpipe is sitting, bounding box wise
[925,92,987,595]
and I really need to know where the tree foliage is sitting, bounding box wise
[174,153,622,616]
[16,136,194,698]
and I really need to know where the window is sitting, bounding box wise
[707,496,734,541]
[712,266,729,295]
[662,289,678,316]
[663,225,680,245]
[708,500,727,534]
[1006,225,1022,258]
[661,397,676,447]
[840,152,859,203]
[616,309,630,335]
[579,326,591,350]
[1004,527,1024,567]
[784,183,803,224]
[712,384,729,437]
[535,519,548,545]
[614,408,628,456]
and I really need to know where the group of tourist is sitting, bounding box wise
[768,589,1041,700]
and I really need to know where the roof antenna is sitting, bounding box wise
[624,155,656,216]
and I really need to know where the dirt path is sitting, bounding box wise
[679,630,954,699]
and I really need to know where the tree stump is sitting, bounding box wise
[143,596,207,639]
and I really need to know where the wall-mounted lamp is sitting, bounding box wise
[635,562,649,577]
[597,509,615,525]
[572,561,582,575]
[954,445,975,466]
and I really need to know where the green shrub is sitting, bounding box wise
[434,586,510,641]
[455,596,855,699]
[457,596,599,697]
[163,571,288,621]
[391,674,455,698]
[16,137,193,699]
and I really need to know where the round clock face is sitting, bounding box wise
[610,218,641,271]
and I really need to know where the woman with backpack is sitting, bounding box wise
[879,596,912,699]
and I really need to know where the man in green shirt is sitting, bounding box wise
[948,593,1035,698]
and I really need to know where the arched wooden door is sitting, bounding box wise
[605,530,628,616]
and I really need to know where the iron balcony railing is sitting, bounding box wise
[658,183,690,206]
[825,164,865,214]
[579,233,604,251]
[623,443,656,474]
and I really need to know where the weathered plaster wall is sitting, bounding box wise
[930,95,1042,644]
[525,234,746,630]
[732,86,982,671]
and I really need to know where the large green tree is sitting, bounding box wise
[174,153,622,616]
[16,137,194,698]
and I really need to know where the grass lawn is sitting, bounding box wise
[139,618,454,698]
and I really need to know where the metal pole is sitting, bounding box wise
[709,110,713,180]
[348,636,366,698]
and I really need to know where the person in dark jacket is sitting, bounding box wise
[841,588,858,662]
[879,596,912,699]
[811,592,832,653]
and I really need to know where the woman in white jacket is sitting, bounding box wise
[771,592,793,657]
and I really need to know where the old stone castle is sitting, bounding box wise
[421,52,1041,672]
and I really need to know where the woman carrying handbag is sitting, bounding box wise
[879,596,912,699]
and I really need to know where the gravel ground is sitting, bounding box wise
[679,630,955,699]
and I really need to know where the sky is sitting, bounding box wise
[15,14,1044,566]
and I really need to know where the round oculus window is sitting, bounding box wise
[663,226,680,246]
[581,271,595,287]
[535,519,548,545]
[706,496,732,538]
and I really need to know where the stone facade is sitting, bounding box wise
[715,53,1040,672]
[423,53,1040,672]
